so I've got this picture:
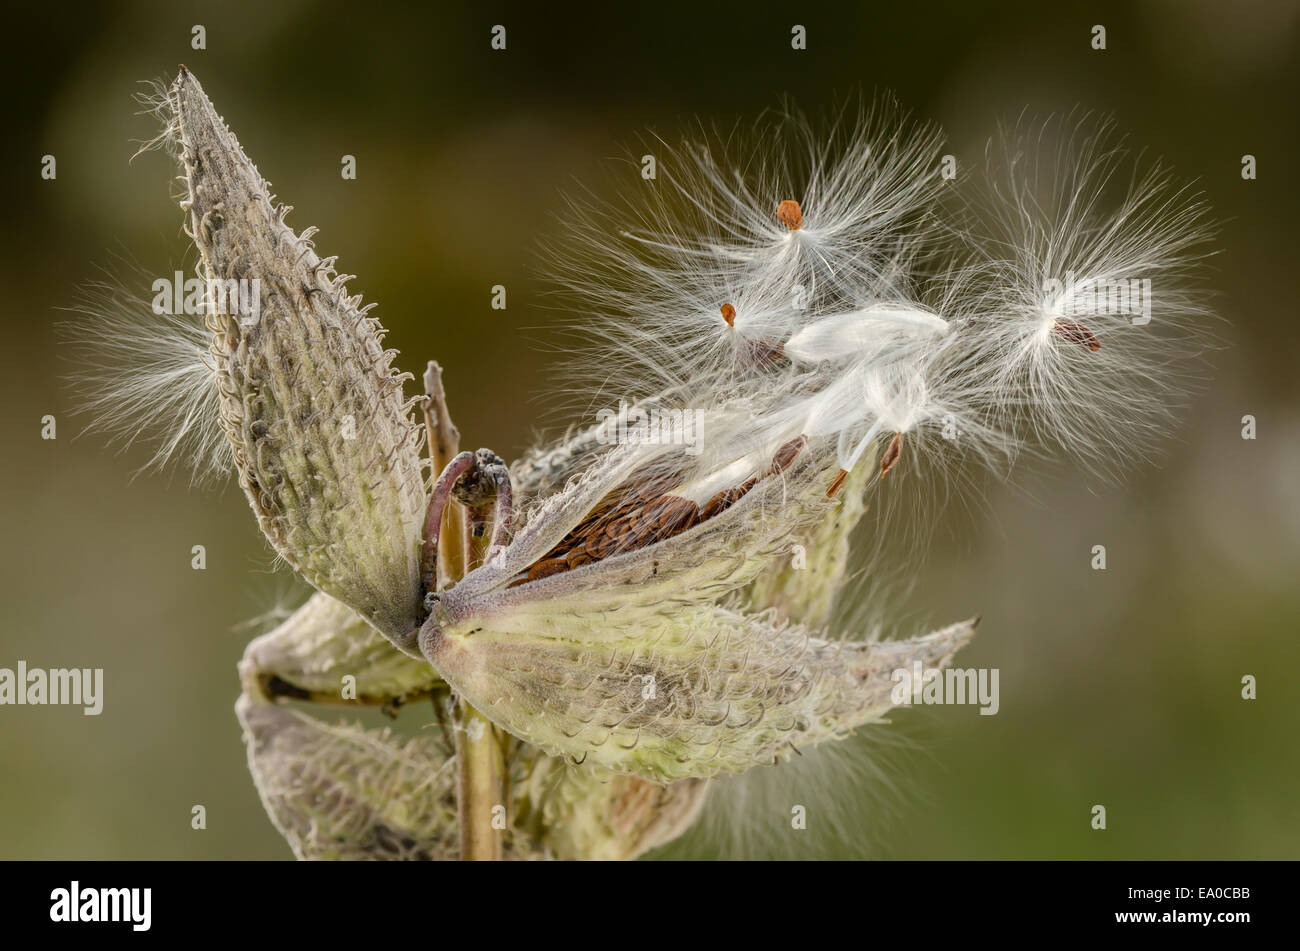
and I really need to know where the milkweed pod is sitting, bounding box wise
[236,695,463,861]
[421,605,977,782]
[520,759,710,860]
[239,592,444,706]
[169,68,426,643]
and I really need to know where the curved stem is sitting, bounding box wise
[420,451,476,600]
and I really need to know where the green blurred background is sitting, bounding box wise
[2,0,1297,859]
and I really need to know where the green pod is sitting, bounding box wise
[424,605,976,782]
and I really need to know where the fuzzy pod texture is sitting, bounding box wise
[169,68,427,643]
[238,685,707,859]
[438,436,841,639]
[239,592,444,706]
[744,462,872,626]
[425,604,976,782]
[236,695,469,861]
[519,759,710,860]
[235,583,707,858]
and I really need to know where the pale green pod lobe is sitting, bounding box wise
[745,462,871,626]
[239,592,444,707]
[424,608,977,782]
[518,760,709,860]
[169,68,425,643]
[236,694,462,860]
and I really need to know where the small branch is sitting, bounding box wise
[422,361,461,475]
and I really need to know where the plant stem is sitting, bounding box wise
[423,361,507,861]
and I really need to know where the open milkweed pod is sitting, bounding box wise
[168,68,426,645]
[437,420,839,639]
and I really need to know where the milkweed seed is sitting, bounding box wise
[766,435,808,477]
[880,432,903,479]
[825,468,849,498]
[1052,319,1102,352]
[776,199,803,230]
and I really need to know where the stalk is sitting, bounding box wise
[422,362,508,861]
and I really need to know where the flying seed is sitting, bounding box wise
[1052,320,1101,352]
[776,199,803,230]
[720,303,736,327]
[880,432,903,479]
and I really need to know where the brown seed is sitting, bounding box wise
[700,491,729,520]
[700,489,737,520]
[880,432,903,479]
[585,529,617,560]
[1052,319,1101,352]
[645,495,699,536]
[526,558,570,583]
[776,199,803,231]
[766,435,808,477]
[720,303,736,327]
[825,468,849,498]
[738,338,788,371]
[701,477,758,520]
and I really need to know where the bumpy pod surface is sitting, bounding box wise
[240,592,444,706]
[236,696,465,861]
[170,68,426,643]
[425,604,975,782]
[520,759,709,860]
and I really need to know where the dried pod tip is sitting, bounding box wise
[880,432,903,479]
[825,468,849,498]
[720,302,736,327]
[776,199,803,231]
[1052,319,1102,352]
